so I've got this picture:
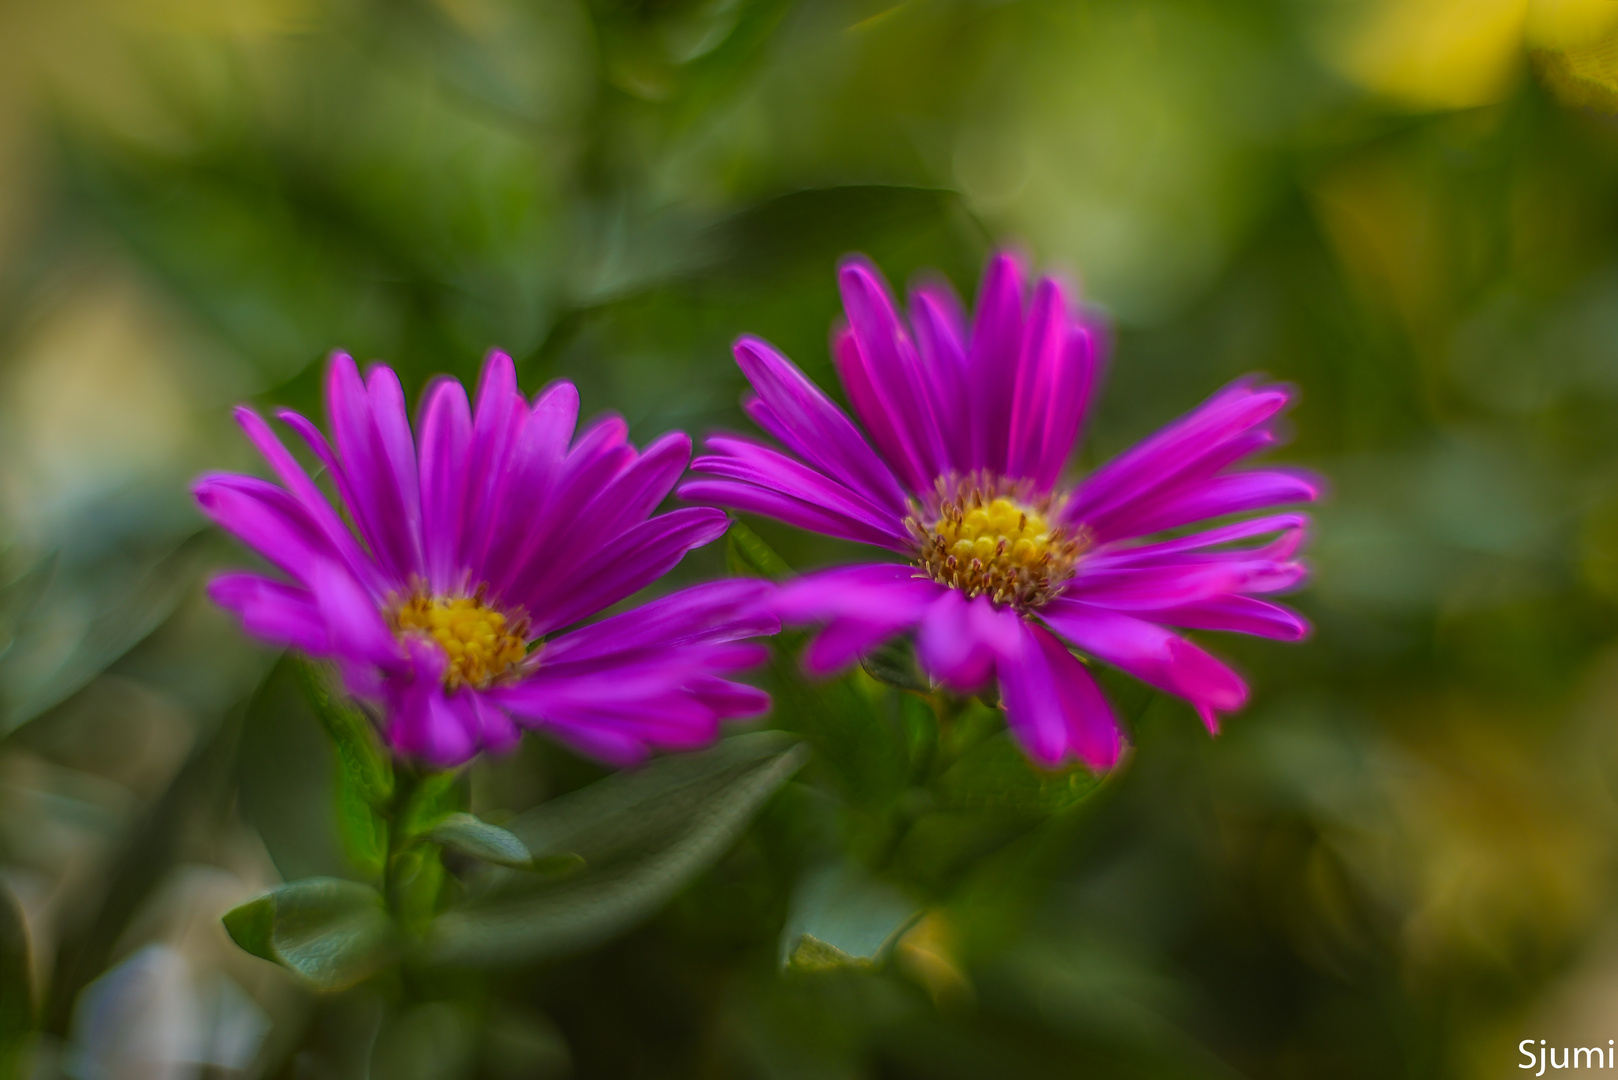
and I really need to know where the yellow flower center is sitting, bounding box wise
[391,593,530,690]
[909,485,1086,609]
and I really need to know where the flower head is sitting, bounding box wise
[682,252,1317,771]
[198,351,776,768]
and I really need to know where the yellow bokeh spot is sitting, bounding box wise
[1318,0,1527,111]
[393,594,529,690]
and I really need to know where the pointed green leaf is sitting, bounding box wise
[725,522,792,579]
[780,862,920,973]
[859,637,930,694]
[427,732,808,967]
[295,660,393,807]
[222,878,396,991]
[425,813,534,869]
[399,771,468,839]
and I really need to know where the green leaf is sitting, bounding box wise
[427,732,808,967]
[933,728,1105,818]
[0,539,204,734]
[222,878,397,991]
[0,883,31,1080]
[859,636,930,694]
[767,650,910,811]
[399,771,468,839]
[780,862,920,973]
[425,813,534,869]
[725,521,792,579]
[294,660,393,808]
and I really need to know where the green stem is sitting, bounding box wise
[382,766,423,920]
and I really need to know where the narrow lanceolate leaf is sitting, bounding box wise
[222,879,397,991]
[425,813,534,869]
[0,883,31,1080]
[780,861,920,973]
[295,660,393,808]
[725,521,792,579]
[427,732,808,967]
[399,771,468,840]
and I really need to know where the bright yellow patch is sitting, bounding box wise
[911,487,1084,610]
[393,594,528,690]
[932,496,1054,571]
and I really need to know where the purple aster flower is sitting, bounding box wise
[681,252,1317,772]
[197,351,777,768]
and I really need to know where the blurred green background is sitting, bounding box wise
[4,0,1618,1077]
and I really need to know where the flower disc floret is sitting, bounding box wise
[907,478,1086,610]
[391,592,530,690]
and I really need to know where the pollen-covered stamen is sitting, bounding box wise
[391,591,531,690]
[906,480,1087,610]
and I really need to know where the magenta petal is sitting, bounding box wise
[802,617,911,677]
[1005,277,1067,484]
[310,561,398,668]
[1152,595,1310,640]
[1089,513,1309,567]
[1069,380,1299,538]
[692,434,906,540]
[772,563,943,624]
[1031,626,1122,771]
[1032,324,1103,493]
[678,479,908,551]
[1039,598,1247,730]
[733,336,908,514]
[587,431,692,540]
[467,692,521,755]
[232,408,383,595]
[1102,470,1319,542]
[525,507,730,635]
[837,259,950,489]
[542,579,777,667]
[994,621,1067,766]
[686,676,770,719]
[965,253,1025,474]
[460,353,537,572]
[194,474,330,585]
[417,378,474,593]
[325,355,421,581]
[908,289,971,471]
[386,641,475,766]
[914,590,997,693]
[207,573,328,653]
[995,621,1122,770]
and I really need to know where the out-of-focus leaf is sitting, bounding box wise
[295,661,393,808]
[780,862,920,973]
[426,732,808,967]
[769,652,910,811]
[294,662,392,879]
[726,521,792,579]
[0,883,31,1080]
[426,813,533,869]
[860,637,930,694]
[222,878,397,991]
[0,551,57,668]
[335,779,388,882]
[0,539,204,733]
[933,730,1106,819]
[399,771,467,839]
